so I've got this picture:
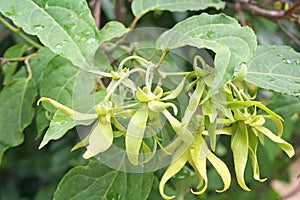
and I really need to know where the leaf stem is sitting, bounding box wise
[0,16,42,48]
[129,16,142,29]
[157,50,169,66]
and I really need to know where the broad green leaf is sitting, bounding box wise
[246,45,300,96]
[126,103,148,165]
[157,13,257,84]
[54,159,154,200]
[131,0,225,18]
[38,110,94,149]
[0,0,99,67]
[30,47,56,83]
[2,44,28,85]
[40,56,78,111]
[0,78,36,164]
[35,106,50,139]
[231,122,250,191]
[99,21,130,44]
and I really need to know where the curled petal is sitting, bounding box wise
[159,145,189,199]
[255,126,295,158]
[207,151,231,192]
[83,118,113,159]
[148,100,178,115]
[248,128,267,182]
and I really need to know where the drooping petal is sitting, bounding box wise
[148,100,178,115]
[83,118,114,159]
[189,134,209,195]
[207,152,231,192]
[159,144,189,200]
[248,127,267,182]
[231,122,250,191]
[38,97,97,120]
[255,126,294,158]
[125,103,148,165]
[162,77,186,101]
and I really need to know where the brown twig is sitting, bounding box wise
[277,22,300,46]
[227,1,300,23]
[0,29,12,42]
[235,2,247,26]
[89,0,101,29]
[115,0,126,23]
[284,0,300,16]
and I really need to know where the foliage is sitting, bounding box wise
[0,0,300,199]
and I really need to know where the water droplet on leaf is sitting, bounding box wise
[87,38,96,44]
[206,30,215,38]
[55,40,67,49]
[267,75,277,82]
[33,24,45,32]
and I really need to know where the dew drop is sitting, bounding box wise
[267,75,277,82]
[33,24,45,32]
[293,90,300,96]
[294,60,300,66]
[45,2,49,9]
[87,38,96,44]
[294,81,300,84]
[206,30,215,38]
[282,58,292,64]
[55,40,67,49]
[4,6,16,18]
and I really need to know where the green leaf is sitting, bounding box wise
[54,159,154,200]
[246,45,300,96]
[35,106,50,139]
[2,44,28,85]
[30,47,56,83]
[0,0,99,67]
[0,78,36,163]
[99,21,130,44]
[157,13,257,84]
[38,110,93,149]
[40,56,78,111]
[131,0,225,18]
[267,95,300,118]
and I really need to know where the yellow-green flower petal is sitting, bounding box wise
[38,97,97,120]
[207,151,231,192]
[83,118,113,159]
[125,103,148,165]
[231,122,251,191]
[159,145,189,199]
[148,100,178,115]
[248,128,267,182]
[255,126,295,158]
[162,77,186,100]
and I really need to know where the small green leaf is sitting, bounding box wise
[54,159,154,200]
[126,103,149,165]
[0,78,36,164]
[157,13,257,84]
[131,0,225,18]
[0,0,99,67]
[246,45,300,96]
[2,44,28,85]
[38,110,94,149]
[231,122,250,191]
[99,21,130,44]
